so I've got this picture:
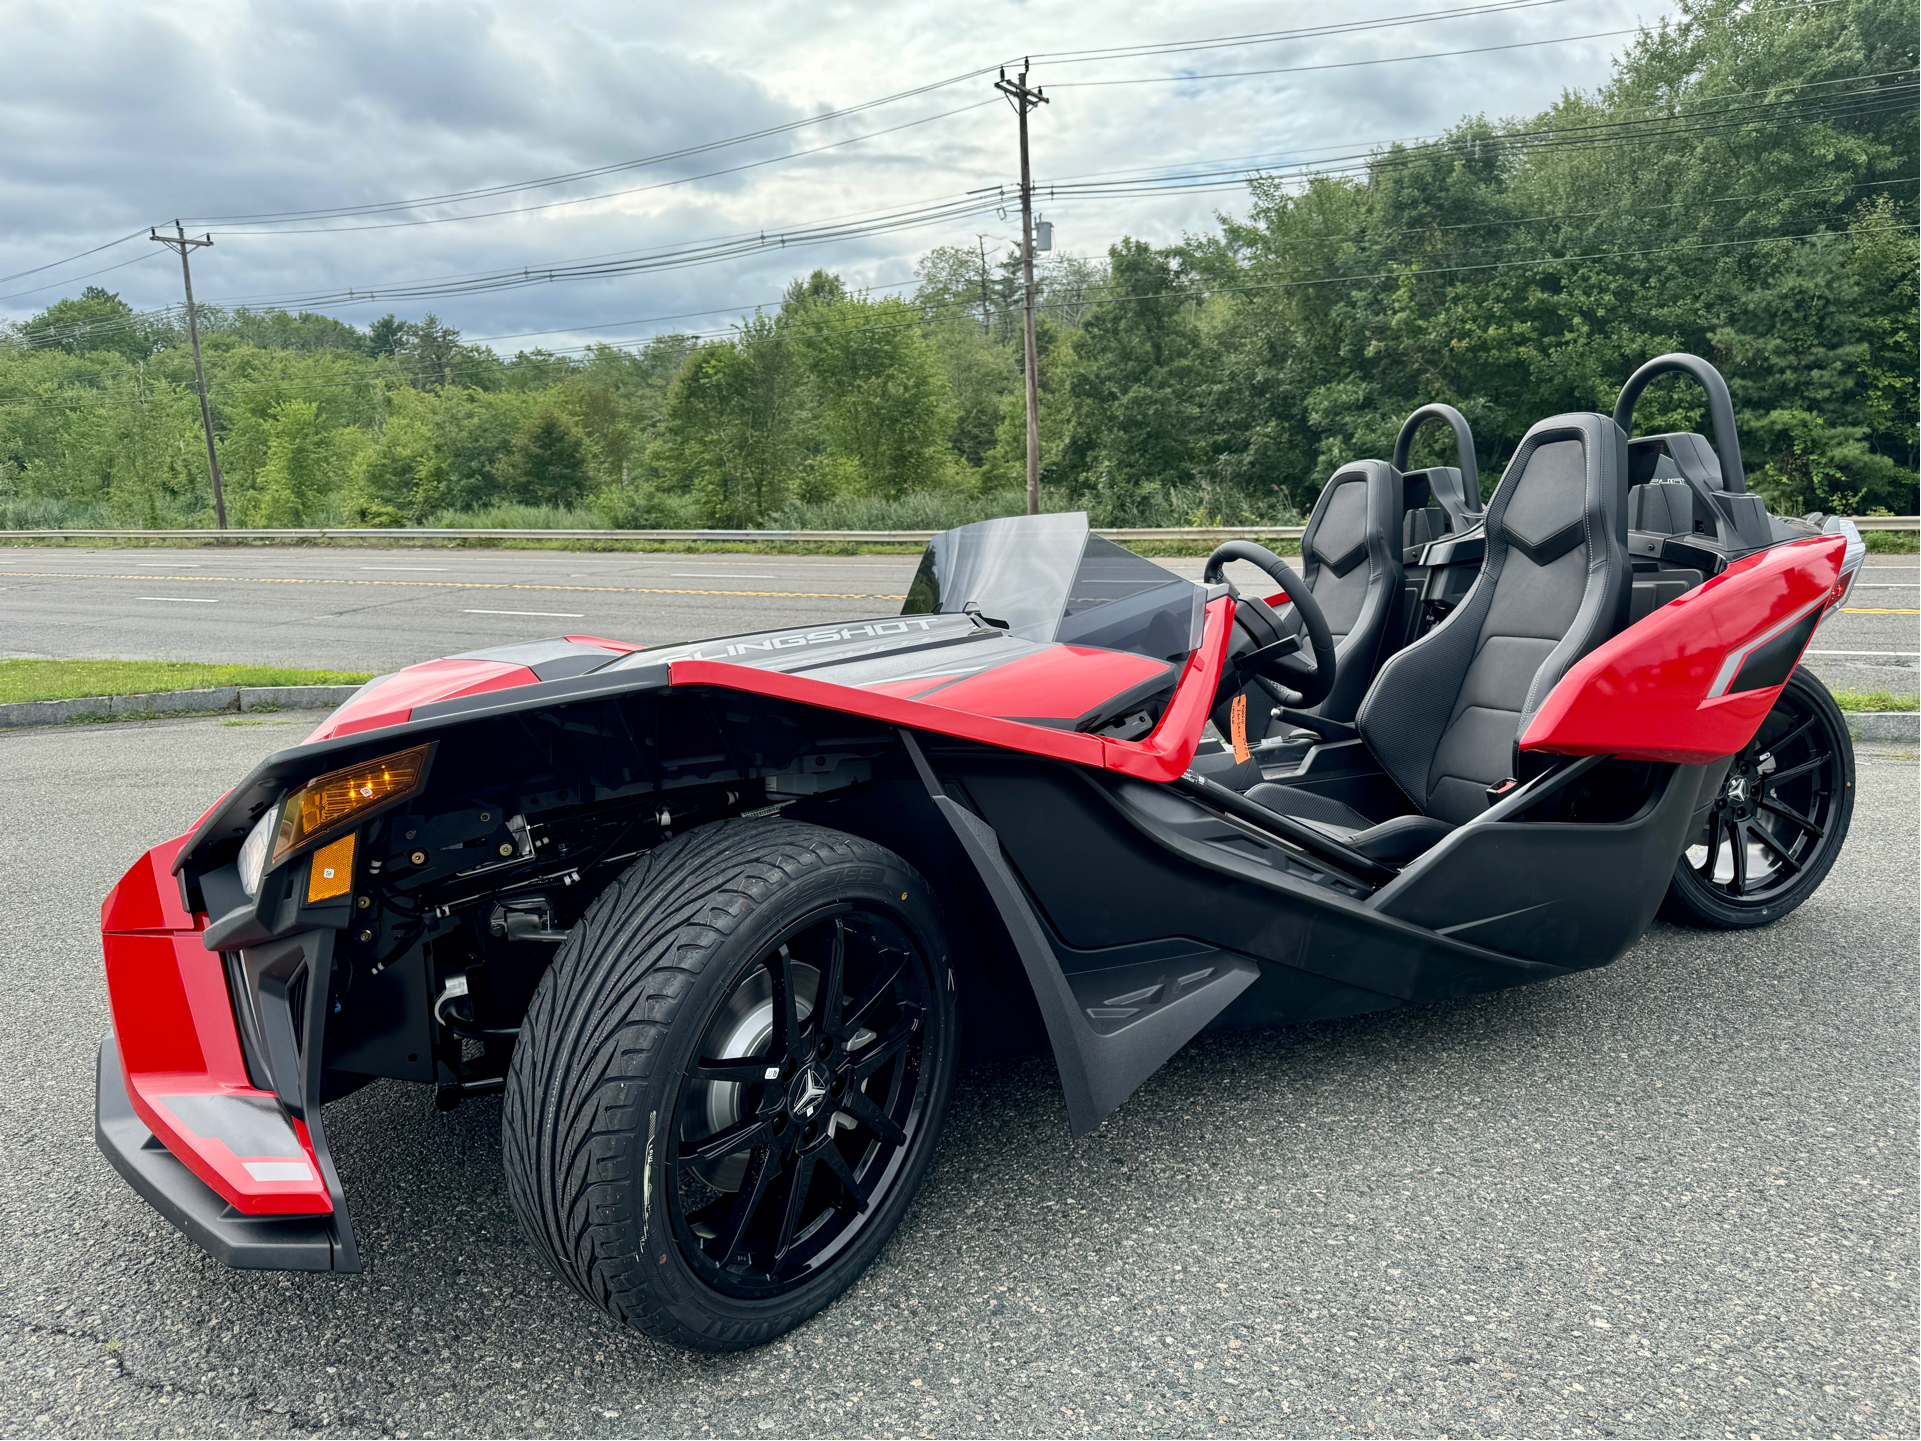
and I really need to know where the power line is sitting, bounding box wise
[11,65,1910,346]
[7,218,1908,414]
[206,98,1001,237]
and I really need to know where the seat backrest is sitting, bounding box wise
[1356,412,1630,824]
[1295,459,1404,722]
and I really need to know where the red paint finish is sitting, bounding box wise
[101,844,332,1216]
[563,634,642,652]
[101,834,200,934]
[1102,598,1233,782]
[305,659,538,742]
[674,598,1235,785]
[872,646,1171,720]
[1522,536,1846,764]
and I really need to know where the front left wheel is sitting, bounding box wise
[502,818,958,1351]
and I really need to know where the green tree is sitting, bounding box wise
[253,400,331,525]
[15,287,153,361]
[497,406,593,506]
[651,317,802,525]
[791,292,958,498]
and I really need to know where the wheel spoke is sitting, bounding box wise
[1759,714,1816,764]
[1758,795,1824,840]
[772,1152,817,1262]
[695,1057,778,1086]
[839,1087,908,1147]
[771,943,803,1058]
[820,920,847,1033]
[1697,811,1724,880]
[711,1146,778,1264]
[850,1014,918,1081]
[1765,752,1831,789]
[815,1140,871,1214]
[687,1115,774,1163]
[1750,822,1801,872]
[839,950,910,1035]
[1728,821,1749,895]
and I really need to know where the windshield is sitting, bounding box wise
[902,512,1205,662]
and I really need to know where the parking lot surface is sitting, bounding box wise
[1,712,1914,1439]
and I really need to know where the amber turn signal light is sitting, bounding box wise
[306,833,357,903]
[272,742,433,865]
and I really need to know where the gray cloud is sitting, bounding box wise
[0,0,1672,346]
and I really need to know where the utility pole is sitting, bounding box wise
[995,61,1048,516]
[975,234,993,335]
[150,220,227,528]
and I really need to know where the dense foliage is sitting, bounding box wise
[2,0,1912,530]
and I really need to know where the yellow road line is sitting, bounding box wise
[0,571,907,602]
[1840,607,1921,614]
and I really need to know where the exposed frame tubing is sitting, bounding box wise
[1611,353,1747,493]
[1393,404,1482,511]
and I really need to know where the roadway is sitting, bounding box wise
[1,545,1915,698]
[0,710,1914,1438]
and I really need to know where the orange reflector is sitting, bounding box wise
[1230,693,1250,764]
[273,742,432,864]
[307,833,356,903]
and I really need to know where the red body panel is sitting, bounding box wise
[674,597,1235,784]
[101,837,331,1216]
[860,645,1172,720]
[306,659,538,742]
[1522,536,1846,764]
[562,635,643,652]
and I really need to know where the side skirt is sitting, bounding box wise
[900,730,1257,1138]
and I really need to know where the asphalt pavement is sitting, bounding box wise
[1,712,1914,1439]
[2,546,1914,699]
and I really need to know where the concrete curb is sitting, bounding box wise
[1846,710,1920,743]
[0,684,360,730]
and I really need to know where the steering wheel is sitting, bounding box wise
[1202,540,1338,709]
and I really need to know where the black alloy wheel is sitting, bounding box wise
[670,906,938,1296]
[1662,666,1855,928]
[502,818,958,1351]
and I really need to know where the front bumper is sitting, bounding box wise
[96,835,360,1273]
[95,1039,345,1270]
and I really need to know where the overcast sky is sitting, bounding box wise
[0,0,1680,352]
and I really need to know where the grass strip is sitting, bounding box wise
[1830,687,1920,713]
[0,659,371,705]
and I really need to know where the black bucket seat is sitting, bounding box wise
[1245,411,1632,861]
[1289,459,1406,724]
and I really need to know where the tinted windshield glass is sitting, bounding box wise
[901,512,1088,640]
[902,513,1203,659]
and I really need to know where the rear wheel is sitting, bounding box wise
[502,818,957,1351]
[1662,667,1855,929]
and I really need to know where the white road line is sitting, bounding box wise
[464,608,584,617]
[672,572,778,579]
[136,596,219,603]
[1805,649,1919,657]
[359,566,451,571]
[137,562,202,568]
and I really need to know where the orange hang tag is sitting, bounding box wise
[1230,693,1250,764]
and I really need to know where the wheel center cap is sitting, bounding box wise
[1726,773,1748,804]
[789,1063,829,1118]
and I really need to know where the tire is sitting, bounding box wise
[1661,666,1856,929]
[502,817,958,1352]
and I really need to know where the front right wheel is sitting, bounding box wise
[1661,666,1855,929]
[502,818,957,1351]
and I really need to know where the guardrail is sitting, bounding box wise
[0,517,1912,544]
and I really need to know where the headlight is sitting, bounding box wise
[237,742,434,898]
[270,742,433,865]
[238,808,276,898]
